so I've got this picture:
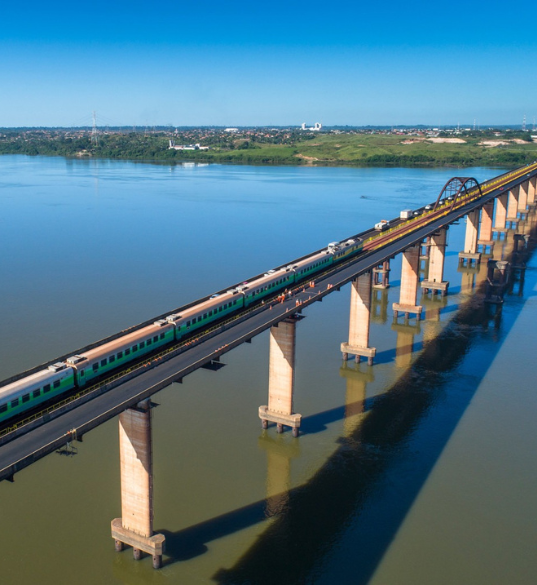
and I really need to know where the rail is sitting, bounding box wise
[1,162,535,439]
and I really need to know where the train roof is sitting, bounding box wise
[68,320,174,365]
[0,365,73,403]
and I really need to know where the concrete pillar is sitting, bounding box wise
[478,201,494,253]
[518,181,528,215]
[421,228,449,295]
[506,187,519,227]
[259,317,302,436]
[111,400,165,569]
[528,177,536,205]
[459,209,481,266]
[372,260,390,289]
[493,193,508,238]
[340,273,376,365]
[393,244,422,319]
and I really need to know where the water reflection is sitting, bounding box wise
[213,213,537,585]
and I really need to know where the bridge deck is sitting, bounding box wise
[1,169,535,482]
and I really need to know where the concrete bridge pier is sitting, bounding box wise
[506,187,519,229]
[341,273,376,365]
[111,399,165,569]
[492,193,508,240]
[372,260,390,289]
[421,227,449,296]
[259,316,302,437]
[459,209,481,266]
[528,177,536,207]
[393,244,422,321]
[518,181,529,219]
[478,201,495,254]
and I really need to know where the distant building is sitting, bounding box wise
[169,139,209,151]
[224,128,239,133]
[301,122,322,131]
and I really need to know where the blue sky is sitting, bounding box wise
[1,0,536,127]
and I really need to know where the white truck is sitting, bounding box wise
[399,209,413,219]
[374,219,390,231]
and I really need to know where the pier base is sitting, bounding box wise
[392,302,422,320]
[258,406,302,437]
[111,519,165,569]
[340,342,376,365]
[420,280,449,296]
[458,251,481,267]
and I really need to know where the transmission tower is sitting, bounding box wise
[522,114,526,132]
[91,111,99,146]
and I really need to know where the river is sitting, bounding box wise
[0,155,536,585]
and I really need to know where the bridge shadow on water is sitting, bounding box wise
[157,228,537,584]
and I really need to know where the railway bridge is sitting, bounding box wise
[1,162,536,568]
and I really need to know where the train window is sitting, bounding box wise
[0,404,6,413]
[153,336,158,343]
[187,320,191,326]
[109,355,115,363]
[11,399,19,408]
[44,384,51,393]
[93,363,99,372]
[101,359,107,367]
[80,370,85,377]
[203,313,207,319]
[117,352,123,359]
[125,348,131,356]
[133,345,138,352]
[147,339,152,346]
[209,310,213,316]
[160,333,165,340]
[53,380,60,389]
[219,306,222,312]
[33,389,40,398]
[22,394,30,403]
[140,342,145,349]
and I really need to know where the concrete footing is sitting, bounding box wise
[392,302,422,320]
[259,406,301,436]
[420,280,449,295]
[458,251,481,267]
[372,261,390,289]
[477,239,494,254]
[340,342,376,365]
[111,519,165,569]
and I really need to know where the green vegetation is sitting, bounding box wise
[1,128,536,168]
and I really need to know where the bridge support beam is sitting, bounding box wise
[478,201,494,253]
[421,228,449,295]
[259,316,302,437]
[506,188,519,228]
[112,399,165,569]
[492,193,508,239]
[341,273,376,365]
[459,209,481,266]
[393,244,422,320]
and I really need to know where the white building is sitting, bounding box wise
[301,122,322,131]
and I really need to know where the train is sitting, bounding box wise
[2,160,536,426]
[0,237,364,425]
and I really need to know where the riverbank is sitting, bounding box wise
[2,130,537,168]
